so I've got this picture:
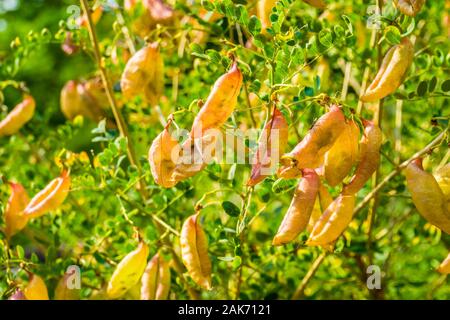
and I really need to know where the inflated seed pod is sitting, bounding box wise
[0,95,35,137]
[141,253,171,300]
[23,274,49,300]
[247,107,289,186]
[405,158,450,234]
[360,38,414,102]
[342,120,382,195]
[54,273,80,300]
[302,0,327,9]
[148,120,181,188]
[273,169,320,246]
[8,289,27,300]
[107,241,149,299]
[278,105,346,177]
[190,62,243,138]
[23,170,71,219]
[437,252,450,274]
[307,194,356,246]
[4,182,30,239]
[434,163,450,212]
[180,213,212,290]
[393,0,426,16]
[257,0,277,33]
[120,42,164,106]
[307,183,333,233]
[323,119,360,187]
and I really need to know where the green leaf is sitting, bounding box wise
[222,201,241,217]
[248,15,262,35]
[416,80,428,97]
[441,79,450,92]
[16,245,24,259]
[384,26,401,45]
[318,29,333,47]
[428,77,437,93]
[272,178,297,194]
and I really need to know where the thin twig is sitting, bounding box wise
[291,251,327,300]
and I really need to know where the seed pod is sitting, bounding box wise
[54,273,80,300]
[180,213,212,290]
[172,134,217,183]
[107,241,149,299]
[302,0,327,9]
[307,194,356,246]
[148,121,181,188]
[120,43,164,106]
[23,170,71,219]
[342,120,382,195]
[434,163,450,211]
[278,105,346,178]
[141,253,171,300]
[23,274,49,300]
[405,158,450,234]
[0,95,35,137]
[307,183,333,232]
[247,107,289,186]
[257,0,277,33]
[9,289,27,300]
[360,38,414,102]
[190,62,242,138]
[393,0,425,16]
[143,0,174,23]
[60,80,107,122]
[4,182,30,239]
[324,119,360,187]
[273,169,319,246]
[437,252,450,274]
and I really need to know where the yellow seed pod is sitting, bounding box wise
[107,241,150,299]
[434,163,450,211]
[23,274,49,300]
[54,273,80,300]
[324,119,360,187]
[405,158,450,234]
[0,95,35,137]
[257,0,277,33]
[307,183,333,232]
[120,43,164,106]
[437,252,450,274]
[302,0,327,9]
[4,182,30,239]
[180,213,212,290]
[307,194,356,246]
[24,170,71,219]
[141,253,171,300]
[360,38,414,102]
[393,0,425,16]
[273,169,319,246]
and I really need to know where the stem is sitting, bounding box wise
[291,251,327,300]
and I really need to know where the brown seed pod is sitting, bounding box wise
[393,0,426,16]
[141,253,171,300]
[180,213,212,290]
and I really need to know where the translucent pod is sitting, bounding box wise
[405,158,450,234]
[24,170,71,219]
[307,183,333,233]
[180,213,212,290]
[393,0,426,16]
[307,194,356,246]
[257,0,277,33]
[342,120,382,195]
[54,273,80,300]
[434,163,450,212]
[360,38,414,102]
[247,107,289,187]
[120,42,164,106]
[278,105,346,178]
[107,241,149,299]
[190,62,243,138]
[0,95,35,137]
[23,274,49,300]
[4,182,30,239]
[323,119,360,187]
[273,169,320,246]
[437,252,450,274]
[141,253,171,300]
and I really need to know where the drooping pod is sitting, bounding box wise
[141,253,171,300]
[360,38,414,102]
[434,163,450,212]
[120,42,164,106]
[323,119,360,187]
[23,274,49,300]
[437,252,450,274]
[54,273,81,300]
[148,119,181,188]
[247,107,289,186]
[273,169,319,246]
[278,105,346,178]
[180,213,212,290]
[342,120,382,195]
[307,183,333,233]
[405,158,450,234]
[190,62,243,138]
[4,182,30,239]
[302,0,327,9]
[107,241,149,299]
[393,0,425,16]
[307,194,356,246]
[0,95,35,137]
[23,170,71,219]
[257,0,277,33]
